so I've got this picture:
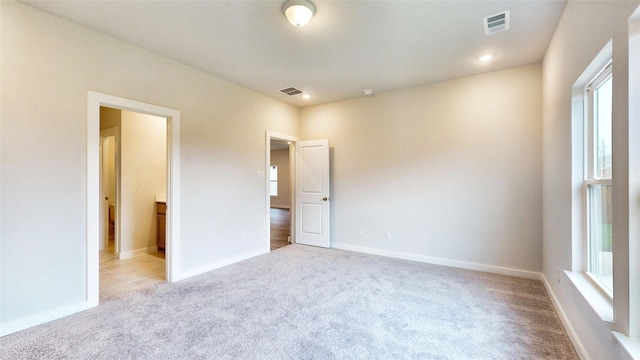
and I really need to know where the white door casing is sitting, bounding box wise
[88,91,181,308]
[295,139,330,248]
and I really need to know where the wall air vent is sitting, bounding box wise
[279,87,303,96]
[483,10,510,35]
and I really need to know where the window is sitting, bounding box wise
[585,62,613,297]
[270,165,278,196]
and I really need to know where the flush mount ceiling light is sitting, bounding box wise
[282,0,316,27]
[478,53,495,62]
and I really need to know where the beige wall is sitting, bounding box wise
[270,148,291,209]
[542,1,640,359]
[9,4,640,356]
[120,111,167,255]
[1,1,298,326]
[300,64,543,273]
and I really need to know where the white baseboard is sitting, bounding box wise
[117,246,158,260]
[1,300,94,337]
[541,274,589,360]
[331,242,542,280]
[174,248,268,281]
[270,205,290,209]
[1,247,260,337]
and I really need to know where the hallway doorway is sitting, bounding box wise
[270,139,291,250]
[98,106,168,300]
[88,91,181,307]
[267,135,296,251]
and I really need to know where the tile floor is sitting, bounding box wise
[99,250,166,301]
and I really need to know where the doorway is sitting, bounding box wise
[266,132,297,252]
[266,133,331,250]
[99,128,117,254]
[98,107,168,300]
[270,139,292,250]
[87,91,181,308]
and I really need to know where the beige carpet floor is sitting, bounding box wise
[1,245,577,359]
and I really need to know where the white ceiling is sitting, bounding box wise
[20,0,567,107]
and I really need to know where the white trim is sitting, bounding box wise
[564,270,614,324]
[332,242,541,280]
[87,92,181,295]
[628,6,640,340]
[173,248,267,281]
[0,301,94,337]
[87,94,101,308]
[541,274,591,360]
[612,332,640,360]
[270,205,290,209]
[585,179,613,186]
[115,246,160,260]
[582,57,614,302]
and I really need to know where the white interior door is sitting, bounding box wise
[295,139,330,248]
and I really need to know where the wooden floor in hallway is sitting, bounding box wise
[271,208,290,251]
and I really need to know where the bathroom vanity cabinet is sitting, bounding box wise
[157,201,166,251]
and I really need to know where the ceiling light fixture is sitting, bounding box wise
[302,94,311,99]
[282,0,316,27]
[478,54,495,62]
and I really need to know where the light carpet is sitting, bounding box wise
[1,244,577,359]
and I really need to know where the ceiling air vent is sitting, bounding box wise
[279,87,303,96]
[483,10,510,35]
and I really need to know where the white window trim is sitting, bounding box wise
[270,165,278,197]
[583,61,613,300]
[584,62,613,181]
[569,41,614,330]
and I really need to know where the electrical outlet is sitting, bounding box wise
[385,231,392,239]
[357,228,364,237]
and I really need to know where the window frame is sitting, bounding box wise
[583,61,613,299]
[269,165,278,197]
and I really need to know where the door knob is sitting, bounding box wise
[322,197,329,201]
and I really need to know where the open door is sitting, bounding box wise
[295,139,330,248]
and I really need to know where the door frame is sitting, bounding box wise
[266,131,298,252]
[99,127,119,253]
[87,91,181,307]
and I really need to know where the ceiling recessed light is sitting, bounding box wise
[478,54,495,62]
[301,94,311,99]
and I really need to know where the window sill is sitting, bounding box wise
[613,332,640,359]
[564,270,614,325]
